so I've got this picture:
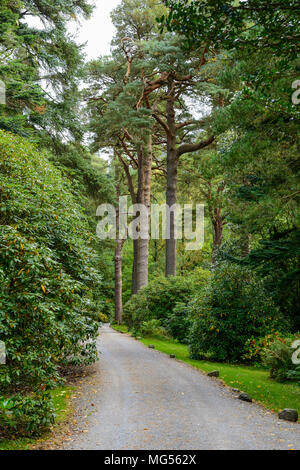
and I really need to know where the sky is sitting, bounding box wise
[25,1,121,158]
[70,0,122,59]
[27,1,121,59]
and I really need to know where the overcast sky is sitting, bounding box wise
[27,1,121,59]
[70,0,122,59]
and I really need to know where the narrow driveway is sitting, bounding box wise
[62,325,300,450]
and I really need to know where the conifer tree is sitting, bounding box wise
[0,0,92,143]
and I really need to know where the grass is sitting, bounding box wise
[0,385,75,450]
[111,323,130,334]
[136,335,300,420]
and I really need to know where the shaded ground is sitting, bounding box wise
[46,326,300,450]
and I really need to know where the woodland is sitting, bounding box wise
[0,0,299,438]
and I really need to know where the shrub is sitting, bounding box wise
[0,393,54,437]
[0,131,102,434]
[123,269,210,340]
[188,262,286,362]
[138,319,167,338]
[287,366,300,383]
[260,334,300,382]
[244,332,299,363]
[166,302,192,343]
[262,338,294,382]
[98,313,109,323]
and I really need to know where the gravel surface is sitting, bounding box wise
[61,325,300,450]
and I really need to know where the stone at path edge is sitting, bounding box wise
[207,370,220,378]
[278,409,298,423]
[238,392,253,403]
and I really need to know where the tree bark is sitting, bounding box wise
[115,238,124,324]
[154,239,158,263]
[131,238,139,295]
[166,78,178,277]
[136,136,152,291]
[117,140,152,295]
[114,177,125,324]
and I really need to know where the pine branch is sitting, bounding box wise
[177,135,215,157]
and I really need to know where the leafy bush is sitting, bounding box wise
[262,339,294,382]
[123,269,210,340]
[287,366,300,383]
[188,262,286,362]
[0,393,54,437]
[260,334,300,382]
[166,302,192,343]
[244,332,299,363]
[98,313,109,323]
[138,319,167,338]
[0,131,103,434]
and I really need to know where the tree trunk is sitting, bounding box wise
[114,177,125,324]
[211,212,224,265]
[131,238,139,295]
[115,238,124,324]
[117,142,152,295]
[136,136,152,291]
[154,239,158,263]
[166,78,178,277]
[117,153,139,296]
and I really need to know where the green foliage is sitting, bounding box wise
[1,0,299,438]
[166,302,191,344]
[0,0,93,143]
[124,269,210,340]
[163,0,300,331]
[287,367,300,383]
[0,393,54,437]
[164,0,299,60]
[203,37,300,327]
[262,339,294,383]
[111,324,129,334]
[244,332,285,364]
[261,334,300,383]
[0,131,102,434]
[49,144,114,203]
[188,263,286,362]
[98,313,109,323]
[138,319,167,338]
[244,233,300,330]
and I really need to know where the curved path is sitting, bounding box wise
[62,326,300,450]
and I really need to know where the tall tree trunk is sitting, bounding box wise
[114,176,125,324]
[166,78,178,277]
[115,238,124,324]
[131,238,139,295]
[117,153,139,296]
[154,239,158,263]
[136,136,152,291]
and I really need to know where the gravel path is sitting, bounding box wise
[62,325,300,450]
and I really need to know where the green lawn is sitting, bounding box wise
[0,386,75,450]
[111,323,130,334]
[137,335,300,420]
[111,325,300,418]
